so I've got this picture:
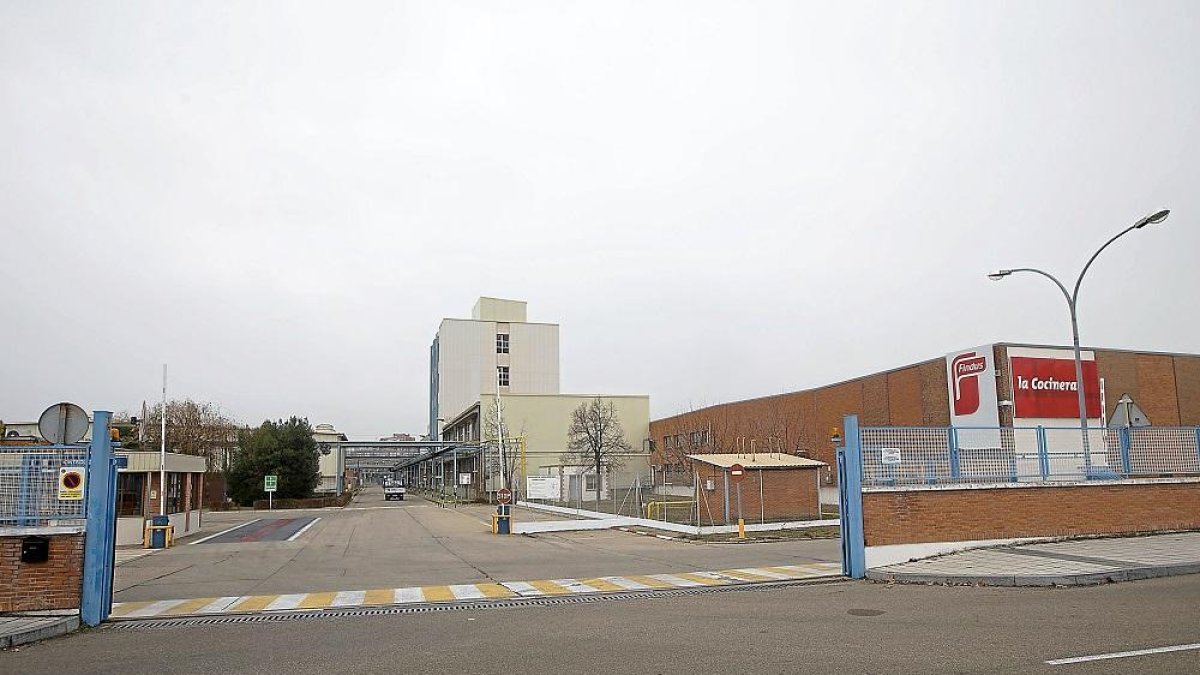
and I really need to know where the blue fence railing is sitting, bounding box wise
[858,425,1200,488]
[0,445,89,527]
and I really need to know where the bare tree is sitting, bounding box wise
[482,397,524,492]
[562,397,632,511]
[132,399,240,473]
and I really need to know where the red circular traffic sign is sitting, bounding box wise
[729,463,746,483]
[497,488,513,504]
[62,472,82,489]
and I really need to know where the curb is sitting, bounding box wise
[866,562,1200,587]
[0,615,80,650]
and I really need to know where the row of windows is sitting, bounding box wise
[662,429,710,450]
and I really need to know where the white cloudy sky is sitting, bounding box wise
[3,2,1198,438]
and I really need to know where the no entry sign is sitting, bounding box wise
[729,463,746,483]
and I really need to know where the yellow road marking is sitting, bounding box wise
[109,601,154,618]
[230,595,277,612]
[299,591,339,609]
[421,585,457,602]
[526,579,571,595]
[475,582,517,598]
[623,575,676,589]
[363,589,394,606]
[762,566,808,578]
[673,572,724,586]
[720,569,776,581]
[579,578,627,592]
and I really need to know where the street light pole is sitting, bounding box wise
[988,209,1170,475]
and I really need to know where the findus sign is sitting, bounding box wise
[946,345,999,427]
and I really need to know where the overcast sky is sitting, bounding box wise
[3,2,1198,439]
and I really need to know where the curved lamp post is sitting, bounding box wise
[988,209,1170,473]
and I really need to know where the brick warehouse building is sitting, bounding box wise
[649,343,1200,487]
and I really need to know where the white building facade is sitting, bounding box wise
[427,298,650,500]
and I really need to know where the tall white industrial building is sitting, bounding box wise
[427,297,650,500]
[429,297,561,439]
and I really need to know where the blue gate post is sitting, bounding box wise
[81,410,116,627]
[1037,426,1050,480]
[838,415,866,579]
[1194,428,1200,468]
[1118,427,1133,477]
[948,427,961,480]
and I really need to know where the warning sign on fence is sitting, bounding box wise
[59,467,86,501]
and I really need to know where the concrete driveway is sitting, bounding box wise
[113,487,839,604]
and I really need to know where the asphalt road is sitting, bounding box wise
[6,574,1199,674]
[114,488,839,602]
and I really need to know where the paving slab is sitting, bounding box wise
[0,614,79,650]
[867,531,1200,586]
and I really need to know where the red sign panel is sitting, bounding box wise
[1010,357,1101,419]
[729,463,746,483]
[497,488,512,504]
[950,352,988,416]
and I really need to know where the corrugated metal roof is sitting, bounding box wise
[686,453,826,469]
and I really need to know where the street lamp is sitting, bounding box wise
[988,209,1169,472]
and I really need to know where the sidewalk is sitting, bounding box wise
[0,612,78,650]
[868,531,1200,586]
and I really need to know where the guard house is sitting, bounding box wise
[689,454,825,525]
[115,451,207,546]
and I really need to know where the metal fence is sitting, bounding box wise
[0,445,89,527]
[860,425,1200,488]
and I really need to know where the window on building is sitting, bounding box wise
[165,473,183,514]
[497,366,510,387]
[496,333,509,354]
[116,473,144,517]
[585,473,598,492]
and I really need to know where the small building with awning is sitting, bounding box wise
[115,451,207,546]
[688,453,826,525]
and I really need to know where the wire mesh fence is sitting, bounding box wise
[0,445,89,527]
[860,425,1200,488]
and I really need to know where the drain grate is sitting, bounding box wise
[105,577,845,630]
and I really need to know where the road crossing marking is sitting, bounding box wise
[110,562,841,620]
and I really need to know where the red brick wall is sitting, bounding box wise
[650,348,1200,477]
[694,466,821,524]
[0,532,84,612]
[862,481,1200,546]
[651,358,946,471]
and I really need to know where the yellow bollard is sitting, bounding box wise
[738,518,746,539]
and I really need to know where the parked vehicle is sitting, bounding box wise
[384,482,406,501]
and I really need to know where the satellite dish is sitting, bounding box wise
[38,402,90,444]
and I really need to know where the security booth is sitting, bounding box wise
[689,453,826,525]
[114,451,206,546]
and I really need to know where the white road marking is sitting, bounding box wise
[393,587,425,603]
[125,599,186,618]
[553,579,599,593]
[188,519,261,545]
[265,593,307,611]
[197,597,243,614]
[1046,643,1200,665]
[286,517,321,541]
[602,576,652,590]
[449,584,487,600]
[649,574,704,587]
[331,590,366,607]
[501,581,544,596]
